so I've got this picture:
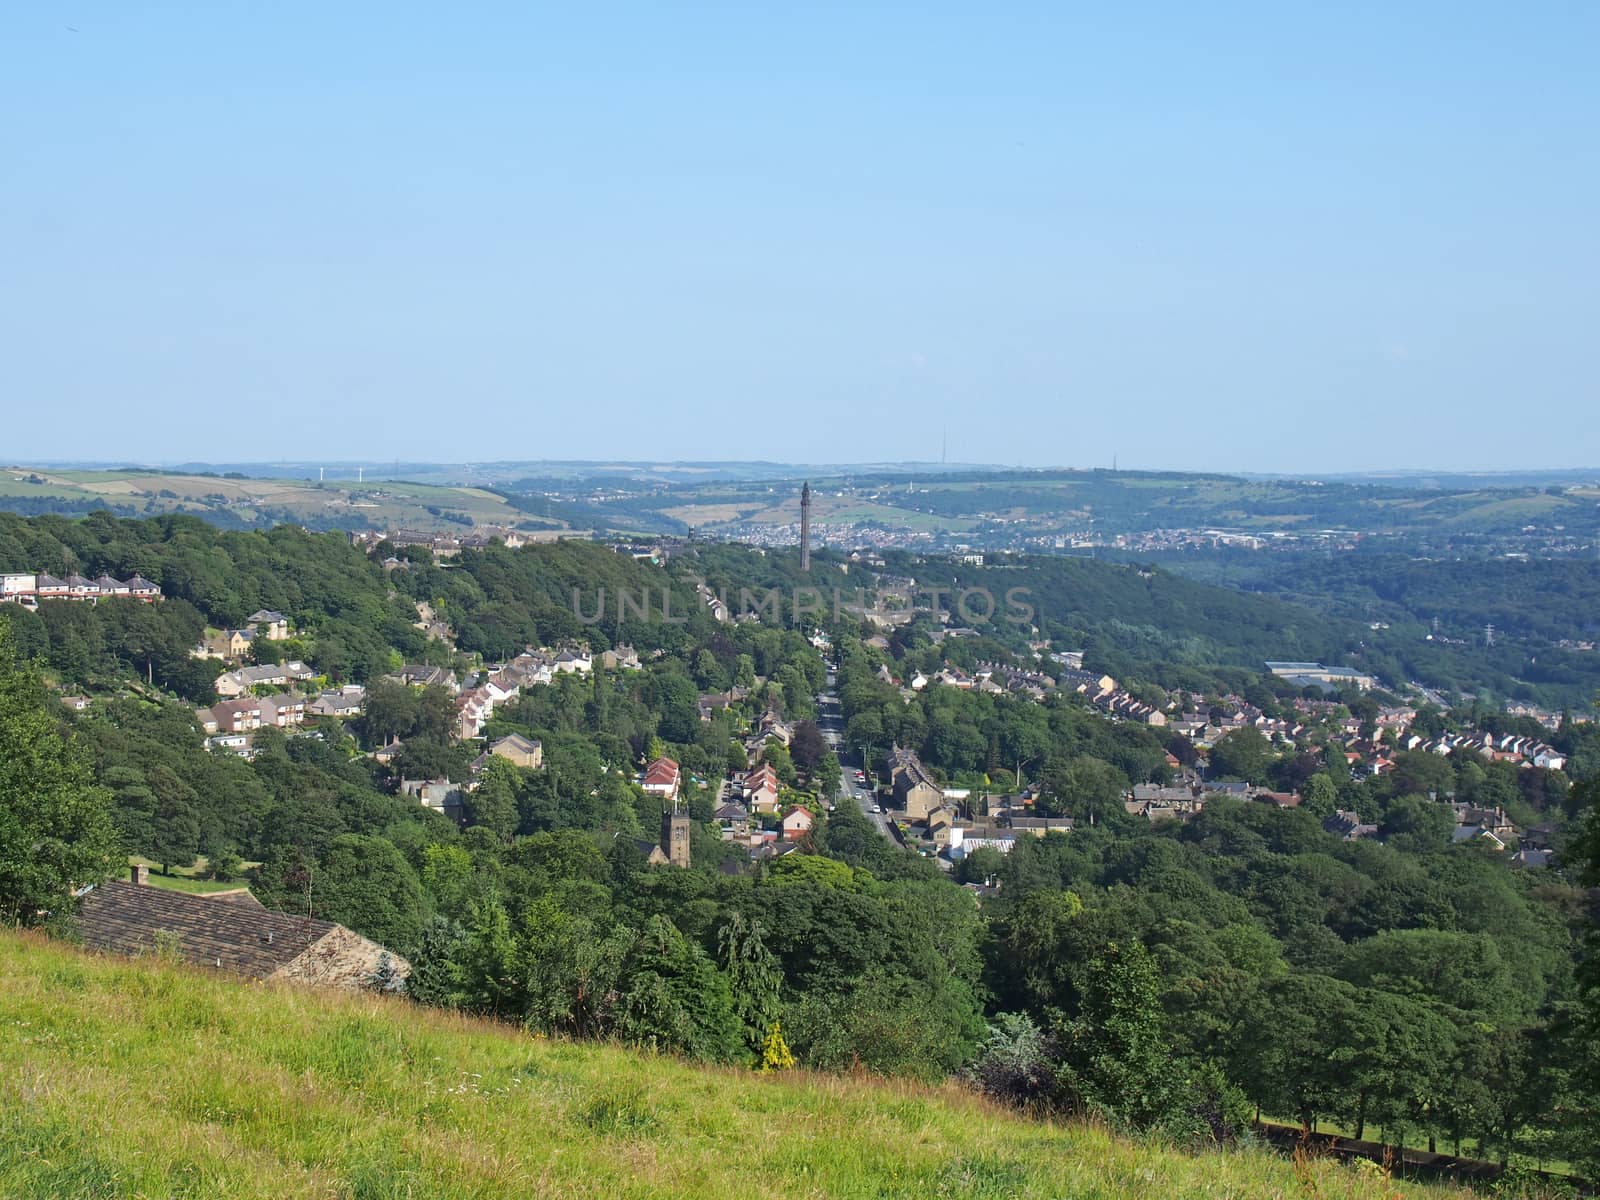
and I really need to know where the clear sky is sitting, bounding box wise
[3,2,1596,472]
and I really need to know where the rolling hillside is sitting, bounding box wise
[567,469,1600,544]
[0,467,558,533]
[0,931,1461,1200]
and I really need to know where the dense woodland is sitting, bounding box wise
[1,513,1599,1179]
[1129,550,1600,709]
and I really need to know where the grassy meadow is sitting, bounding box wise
[0,930,1479,1200]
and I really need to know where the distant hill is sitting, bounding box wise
[10,463,1600,548]
[0,467,555,534]
[0,931,1451,1200]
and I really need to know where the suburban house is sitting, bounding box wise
[641,756,681,800]
[740,762,781,814]
[1055,669,1118,697]
[751,710,793,748]
[256,694,307,729]
[248,609,291,640]
[1323,810,1379,841]
[697,688,748,721]
[454,690,492,739]
[886,745,942,820]
[196,698,263,735]
[199,628,255,660]
[400,778,464,820]
[308,686,366,718]
[385,664,460,693]
[1452,804,1517,841]
[487,733,543,769]
[74,867,408,991]
[600,645,640,670]
[213,661,315,699]
[554,649,593,675]
[715,802,751,839]
[197,693,311,736]
[1453,825,1509,851]
[1096,691,1169,726]
[482,671,521,705]
[780,806,814,840]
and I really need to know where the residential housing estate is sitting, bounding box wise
[2,572,162,606]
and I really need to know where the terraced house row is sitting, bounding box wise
[0,571,162,605]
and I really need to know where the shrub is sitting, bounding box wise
[963,1013,1058,1110]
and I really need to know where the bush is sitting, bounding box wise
[206,849,243,882]
[963,1013,1059,1110]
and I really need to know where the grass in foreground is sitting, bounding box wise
[0,931,1470,1200]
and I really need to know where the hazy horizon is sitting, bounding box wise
[4,3,1596,470]
[9,457,1600,483]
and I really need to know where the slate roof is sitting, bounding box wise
[75,880,336,978]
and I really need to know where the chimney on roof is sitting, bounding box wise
[131,863,149,886]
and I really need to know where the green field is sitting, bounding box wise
[0,931,1467,1200]
[128,857,257,895]
[0,473,99,498]
[1,467,547,533]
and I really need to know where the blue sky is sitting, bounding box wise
[2,2,1596,471]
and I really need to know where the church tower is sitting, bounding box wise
[662,805,691,869]
[800,481,811,572]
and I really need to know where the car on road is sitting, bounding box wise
[870,804,882,813]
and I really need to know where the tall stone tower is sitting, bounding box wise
[662,805,691,869]
[800,481,811,572]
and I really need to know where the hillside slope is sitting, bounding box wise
[0,933,1462,1200]
[1,468,548,533]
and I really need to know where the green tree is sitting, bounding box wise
[0,618,117,923]
[406,914,470,1007]
[360,678,418,746]
[615,915,742,1062]
[719,911,783,1060]
[1039,755,1126,824]
[465,758,520,842]
[1571,786,1600,1176]
[1237,973,1358,1132]
[294,834,426,955]
[1389,749,1456,799]
[1061,939,1180,1130]
[1300,772,1340,819]
[1208,728,1274,784]
[146,765,201,873]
